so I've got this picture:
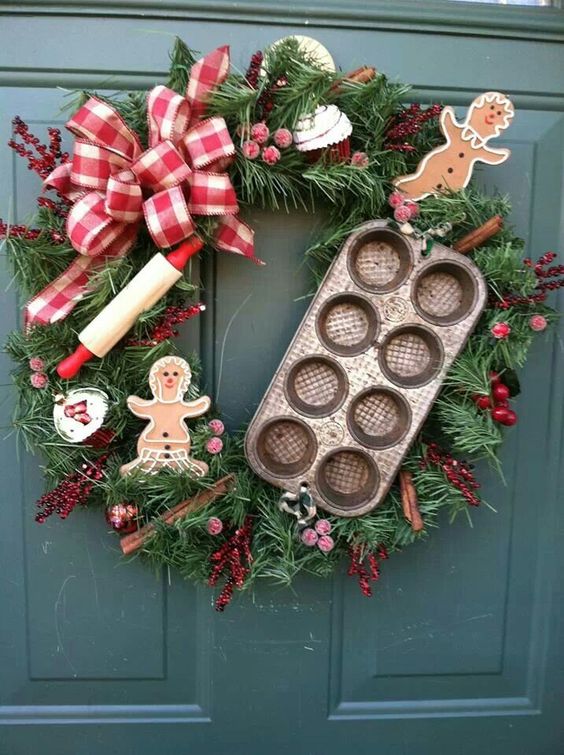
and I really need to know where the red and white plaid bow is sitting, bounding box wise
[26,45,257,327]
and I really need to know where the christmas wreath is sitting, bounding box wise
[4,37,562,611]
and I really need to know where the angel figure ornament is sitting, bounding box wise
[394,92,515,201]
[120,356,211,477]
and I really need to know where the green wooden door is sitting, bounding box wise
[1,4,563,754]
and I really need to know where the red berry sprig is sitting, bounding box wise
[208,516,254,611]
[473,371,517,427]
[493,251,564,310]
[126,303,205,347]
[35,454,108,523]
[347,544,388,597]
[421,443,481,506]
[384,103,443,153]
[8,116,69,180]
[245,50,264,89]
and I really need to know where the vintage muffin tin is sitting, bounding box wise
[245,220,487,517]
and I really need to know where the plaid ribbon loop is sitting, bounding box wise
[27,45,258,328]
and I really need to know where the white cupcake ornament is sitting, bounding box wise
[293,105,352,160]
[53,387,109,443]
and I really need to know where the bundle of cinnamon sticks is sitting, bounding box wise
[454,215,503,254]
[120,474,236,556]
[399,470,424,532]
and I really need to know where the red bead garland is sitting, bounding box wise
[347,544,388,597]
[384,103,443,153]
[126,303,205,347]
[421,443,481,506]
[35,454,109,523]
[208,516,254,611]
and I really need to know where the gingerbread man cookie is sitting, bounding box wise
[120,355,211,477]
[394,92,514,201]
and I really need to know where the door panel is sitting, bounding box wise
[1,6,563,754]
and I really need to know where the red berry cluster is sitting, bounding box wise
[208,516,254,611]
[245,50,264,89]
[35,454,108,523]
[421,443,481,506]
[0,220,67,244]
[126,303,204,347]
[384,103,443,153]
[8,116,69,180]
[347,544,388,597]
[493,252,564,310]
[473,371,517,427]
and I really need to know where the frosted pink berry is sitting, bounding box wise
[262,145,281,166]
[388,191,405,209]
[405,201,419,218]
[208,419,225,436]
[491,322,511,339]
[351,151,369,168]
[206,437,224,454]
[301,528,319,547]
[250,122,269,144]
[207,516,223,536]
[242,140,260,159]
[529,314,547,332]
[394,204,412,223]
[273,128,293,149]
[30,372,48,389]
[314,519,332,536]
[317,535,335,553]
[29,357,45,372]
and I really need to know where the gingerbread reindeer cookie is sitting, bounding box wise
[394,92,515,201]
[120,355,211,477]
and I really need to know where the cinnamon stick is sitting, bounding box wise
[120,474,236,556]
[399,470,424,532]
[331,65,377,93]
[454,215,503,254]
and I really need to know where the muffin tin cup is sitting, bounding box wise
[245,219,487,518]
[413,260,479,326]
[285,354,348,418]
[316,292,379,357]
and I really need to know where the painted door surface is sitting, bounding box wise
[1,4,563,754]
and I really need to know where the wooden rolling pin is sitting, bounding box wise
[56,236,204,379]
[120,474,236,556]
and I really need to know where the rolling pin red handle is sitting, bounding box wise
[166,235,204,271]
[56,344,95,380]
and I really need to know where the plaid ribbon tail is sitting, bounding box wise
[186,46,230,126]
[214,216,262,264]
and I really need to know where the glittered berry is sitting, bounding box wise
[208,419,225,436]
[314,519,332,536]
[242,140,260,159]
[351,151,369,168]
[30,372,48,389]
[388,191,405,209]
[404,201,419,218]
[250,122,269,144]
[273,128,293,149]
[491,322,511,339]
[29,356,45,372]
[489,370,501,384]
[500,409,518,427]
[475,394,491,410]
[492,383,510,402]
[262,145,280,165]
[394,204,412,223]
[491,406,510,424]
[301,528,319,547]
[206,437,224,455]
[317,535,335,553]
[529,314,547,332]
[207,517,223,536]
